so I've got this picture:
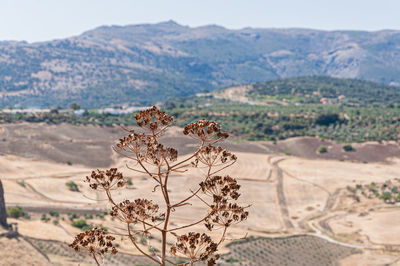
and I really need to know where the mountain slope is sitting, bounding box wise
[245,76,400,105]
[1,21,400,108]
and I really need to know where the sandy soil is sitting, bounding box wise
[0,237,51,266]
[1,123,400,264]
[329,208,400,245]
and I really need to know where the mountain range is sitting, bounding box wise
[0,20,399,108]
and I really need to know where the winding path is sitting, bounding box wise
[272,158,294,229]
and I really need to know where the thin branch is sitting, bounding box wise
[127,223,162,265]
[92,253,100,266]
[105,190,162,231]
[168,216,208,232]
[170,141,205,170]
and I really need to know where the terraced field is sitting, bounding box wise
[1,123,400,265]
[221,235,361,266]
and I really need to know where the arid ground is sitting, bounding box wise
[1,123,400,265]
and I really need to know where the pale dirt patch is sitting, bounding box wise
[279,157,400,194]
[329,209,400,245]
[8,218,73,243]
[340,249,400,266]
[0,237,51,266]
[0,155,89,180]
[284,174,328,228]
[26,176,92,204]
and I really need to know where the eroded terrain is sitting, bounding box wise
[1,123,400,265]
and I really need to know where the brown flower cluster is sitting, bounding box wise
[69,228,117,255]
[116,132,178,165]
[200,175,248,230]
[70,106,249,266]
[200,175,241,202]
[109,199,163,224]
[135,106,174,132]
[193,145,237,167]
[183,119,229,142]
[206,200,249,230]
[170,232,219,265]
[85,168,126,190]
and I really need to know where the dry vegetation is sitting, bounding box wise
[1,114,400,264]
[68,106,249,265]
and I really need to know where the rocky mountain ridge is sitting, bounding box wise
[0,21,399,108]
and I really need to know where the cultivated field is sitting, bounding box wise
[1,123,400,265]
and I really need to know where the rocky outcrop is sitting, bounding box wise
[0,180,7,228]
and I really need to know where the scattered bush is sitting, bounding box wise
[6,206,24,218]
[83,214,93,219]
[380,192,392,203]
[68,213,79,221]
[65,181,79,192]
[71,219,92,231]
[343,144,355,152]
[41,214,51,222]
[317,146,328,153]
[49,210,59,217]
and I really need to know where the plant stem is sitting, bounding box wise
[92,253,100,266]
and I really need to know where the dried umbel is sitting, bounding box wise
[116,131,178,166]
[183,119,229,142]
[85,168,126,190]
[109,199,162,224]
[69,228,117,262]
[200,175,241,202]
[206,200,249,230]
[71,106,249,266]
[170,232,219,265]
[135,105,174,133]
[192,145,237,168]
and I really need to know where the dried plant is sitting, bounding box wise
[70,106,249,265]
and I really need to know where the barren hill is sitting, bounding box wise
[1,21,400,108]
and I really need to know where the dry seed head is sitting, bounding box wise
[69,228,117,256]
[200,175,241,202]
[116,131,178,165]
[135,106,173,132]
[193,145,237,167]
[206,200,249,230]
[170,232,219,264]
[85,168,126,190]
[109,199,163,224]
[183,119,228,142]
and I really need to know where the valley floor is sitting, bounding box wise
[1,123,400,265]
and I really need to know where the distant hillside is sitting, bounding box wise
[1,21,400,108]
[246,76,400,105]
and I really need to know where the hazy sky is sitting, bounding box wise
[1,0,399,43]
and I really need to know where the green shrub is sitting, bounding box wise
[68,213,79,221]
[41,213,50,222]
[343,144,355,152]
[380,192,392,202]
[317,146,328,153]
[71,219,88,229]
[84,214,93,219]
[66,181,79,192]
[49,210,59,217]
[6,206,24,218]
